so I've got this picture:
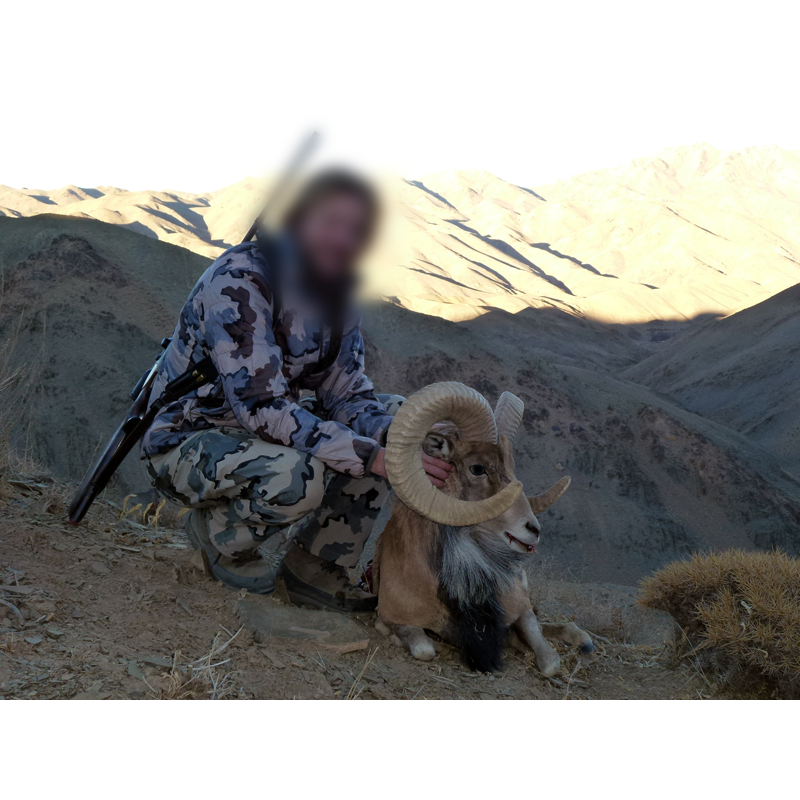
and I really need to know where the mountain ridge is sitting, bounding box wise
[3,143,800,328]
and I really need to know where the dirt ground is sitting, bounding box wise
[0,479,707,700]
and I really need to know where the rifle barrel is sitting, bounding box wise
[242,130,319,243]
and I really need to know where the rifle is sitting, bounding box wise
[67,132,319,524]
[67,346,218,523]
[241,131,319,243]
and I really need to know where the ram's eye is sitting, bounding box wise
[470,464,487,476]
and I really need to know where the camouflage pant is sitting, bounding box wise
[146,395,403,567]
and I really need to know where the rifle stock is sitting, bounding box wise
[68,390,155,524]
[67,343,168,524]
[67,344,218,524]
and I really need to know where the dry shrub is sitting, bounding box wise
[639,550,800,697]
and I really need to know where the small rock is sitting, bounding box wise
[258,648,287,669]
[127,661,145,679]
[90,562,110,576]
[71,608,85,619]
[25,636,43,645]
[237,596,368,644]
[46,628,66,639]
[0,585,34,595]
[73,690,111,700]
[141,655,173,668]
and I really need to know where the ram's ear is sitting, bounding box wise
[423,432,456,462]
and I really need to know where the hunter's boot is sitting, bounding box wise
[279,543,377,613]
[185,510,277,595]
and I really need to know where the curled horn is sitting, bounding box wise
[385,382,522,526]
[529,476,571,515]
[494,391,524,440]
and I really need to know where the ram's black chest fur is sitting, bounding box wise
[433,525,520,673]
[439,587,507,673]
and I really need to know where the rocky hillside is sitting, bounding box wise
[624,282,800,473]
[362,303,800,583]
[0,215,206,491]
[1,214,798,583]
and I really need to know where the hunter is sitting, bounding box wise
[141,171,452,611]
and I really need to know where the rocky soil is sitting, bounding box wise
[0,477,705,701]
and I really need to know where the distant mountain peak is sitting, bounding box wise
[2,144,800,325]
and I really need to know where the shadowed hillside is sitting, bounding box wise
[1,215,798,583]
[0,215,208,491]
[362,302,800,582]
[623,282,800,474]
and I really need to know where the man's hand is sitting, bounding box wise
[371,447,453,488]
[420,451,452,488]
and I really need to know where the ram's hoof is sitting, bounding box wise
[409,640,436,661]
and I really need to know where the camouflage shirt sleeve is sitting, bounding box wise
[315,318,395,445]
[201,275,380,478]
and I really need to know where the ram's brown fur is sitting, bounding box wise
[374,429,593,673]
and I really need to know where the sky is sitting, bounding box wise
[3,0,797,192]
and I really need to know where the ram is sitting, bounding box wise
[373,382,593,675]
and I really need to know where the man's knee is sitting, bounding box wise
[377,394,405,417]
[251,452,326,523]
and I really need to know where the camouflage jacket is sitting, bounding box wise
[141,242,393,477]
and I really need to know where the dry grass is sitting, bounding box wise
[146,627,245,700]
[0,320,43,477]
[639,550,800,697]
[345,647,379,700]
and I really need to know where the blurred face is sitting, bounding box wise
[294,191,373,281]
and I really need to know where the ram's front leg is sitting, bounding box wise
[541,622,595,653]
[513,610,561,677]
[375,618,436,662]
